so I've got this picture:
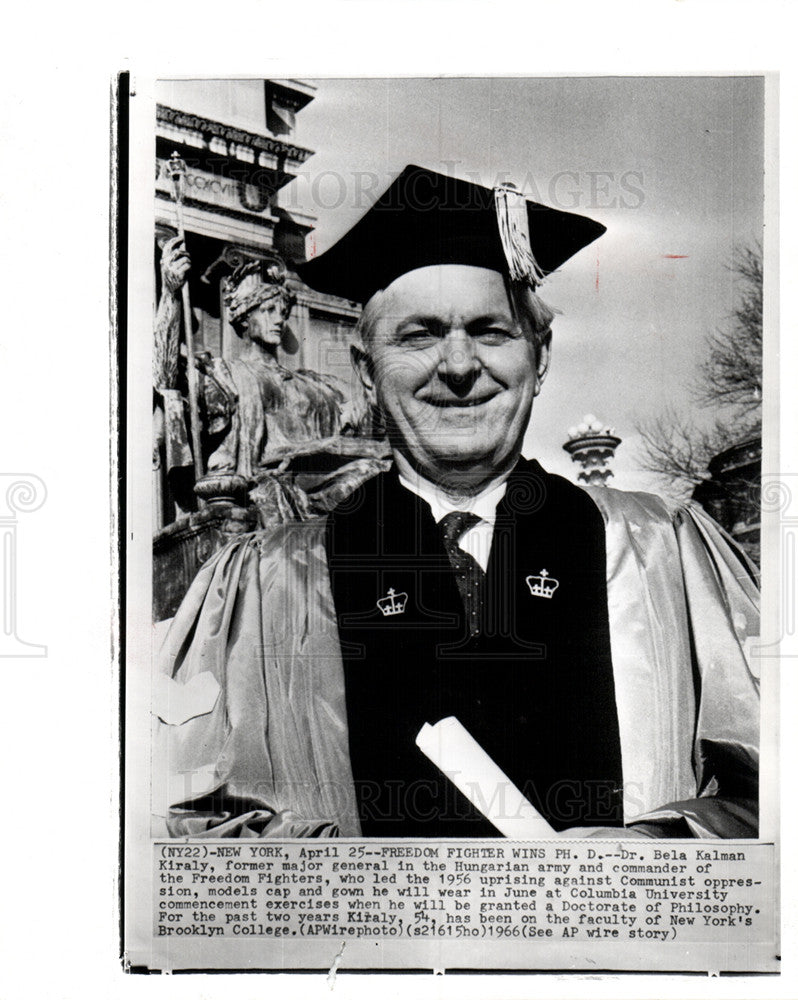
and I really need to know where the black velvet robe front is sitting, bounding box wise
[326,459,624,836]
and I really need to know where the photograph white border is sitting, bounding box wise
[0,3,796,998]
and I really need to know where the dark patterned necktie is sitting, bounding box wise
[439,511,485,637]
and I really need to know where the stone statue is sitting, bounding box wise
[153,238,386,524]
[201,258,360,480]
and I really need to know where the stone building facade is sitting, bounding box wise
[692,437,761,566]
[152,80,376,618]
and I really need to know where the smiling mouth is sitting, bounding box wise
[421,394,500,408]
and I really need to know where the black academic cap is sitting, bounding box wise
[296,164,606,304]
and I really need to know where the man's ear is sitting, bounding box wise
[533,330,552,397]
[351,342,377,405]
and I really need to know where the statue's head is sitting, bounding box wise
[224,257,296,348]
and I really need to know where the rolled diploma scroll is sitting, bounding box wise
[415,716,555,838]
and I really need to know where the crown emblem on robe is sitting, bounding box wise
[377,587,407,616]
[525,569,559,599]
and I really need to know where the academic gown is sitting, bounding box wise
[325,459,624,836]
[153,459,760,840]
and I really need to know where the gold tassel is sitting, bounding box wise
[494,184,546,287]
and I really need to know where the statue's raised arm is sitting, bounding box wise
[154,234,191,391]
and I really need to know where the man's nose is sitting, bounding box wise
[436,330,481,393]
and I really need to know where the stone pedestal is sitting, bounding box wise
[153,502,257,621]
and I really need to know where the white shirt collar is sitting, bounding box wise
[397,467,511,526]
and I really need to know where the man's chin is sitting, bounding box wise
[421,442,511,473]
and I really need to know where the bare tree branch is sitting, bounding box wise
[694,242,763,413]
[634,243,762,499]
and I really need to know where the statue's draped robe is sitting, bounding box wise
[203,355,345,480]
[154,460,759,839]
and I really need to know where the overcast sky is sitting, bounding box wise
[281,76,764,492]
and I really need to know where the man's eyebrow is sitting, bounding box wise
[390,312,517,333]
[394,314,436,328]
[466,313,517,328]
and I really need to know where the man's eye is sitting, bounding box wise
[475,327,513,344]
[399,328,437,344]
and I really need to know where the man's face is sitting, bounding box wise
[245,294,286,347]
[357,264,549,484]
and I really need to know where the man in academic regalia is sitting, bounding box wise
[155,166,759,840]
